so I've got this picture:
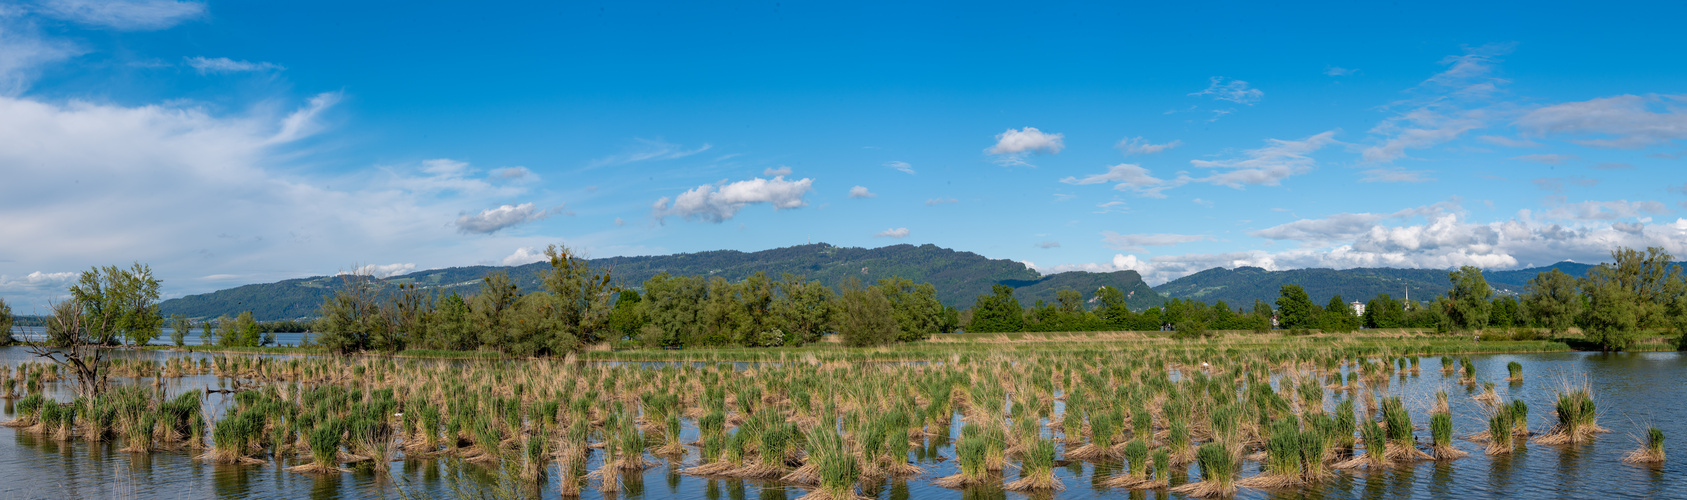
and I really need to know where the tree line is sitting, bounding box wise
[6,245,1683,354]
[305,244,960,355]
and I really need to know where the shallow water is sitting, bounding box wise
[0,347,1681,499]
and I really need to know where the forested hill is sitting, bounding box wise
[1149,261,1682,307]
[159,243,1166,320]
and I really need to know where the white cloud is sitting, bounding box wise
[185,56,283,74]
[1532,177,1599,193]
[986,127,1064,161]
[1100,232,1206,252]
[1094,201,1129,214]
[763,166,792,176]
[1325,66,1358,77]
[874,227,910,238]
[884,160,915,174]
[848,185,875,199]
[490,166,536,181]
[1516,94,1687,149]
[1189,130,1338,188]
[0,90,570,311]
[1036,214,1687,285]
[1362,44,1513,164]
[341,263,416,279]
[1036,241,1060,249]
[1060,163,1175,198]
[501,247,548,266]
[0,14,81,94]
[1189,77,1263,105]
[1541,199,1669,221]
[0,271,78,294]
[925,197,957,206]
[652,176,814,223]
[455,203,553,234]
[584,138,711,169]
[1116,137,1181,156]
[39,0,205,30]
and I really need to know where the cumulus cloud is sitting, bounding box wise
[38,0,205,30]
[884,161,915,174]
[652,176,814,223]
[501,247,548,266]
[986,127,1063,166]
[1362,44,1513,164]
[1516,94,1687,148]
[186,56,283,74]
[925,197,957,206]
[763,166,792,176]
[1116,137,1182,156]
[848,185,875,198]
[1037,214,1687,285]
[1189,76,1264,105]
[1060,163,1175,198]
[1100,232,1206,252]
[455,203,554,234]
[874,227,910,238]
[1189,131,1338,188]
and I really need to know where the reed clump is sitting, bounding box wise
[1622,427,1666,465]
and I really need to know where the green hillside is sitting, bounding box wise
[1150,261,1680,307]
[159,243,1165,320]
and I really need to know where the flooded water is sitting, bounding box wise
[8,326,313,347]
[0,347,1681,499]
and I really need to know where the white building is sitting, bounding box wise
[1350,301,1365,316]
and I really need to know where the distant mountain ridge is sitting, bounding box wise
[159,243,1165,320]
[1148,261,1681,307]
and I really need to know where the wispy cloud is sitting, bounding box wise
[1359,167,1435,183]
[1516,94,1687,149]
[1190,76,1264,105]
[186,56,283,74]
[884,160,915,174]
[1116,136,1181,156]
[1060,163,1175,198]
[1100,232,1207,252]
[1362,43,1514,164]
[1189,131,1338,188]
[763,166,792,176]
[925,197,957,206]
[1510,153,1577,164]
[1036,241,1060,249]
[584,138,712,170]
[1325,66,1359,77]
[38,0,205,31]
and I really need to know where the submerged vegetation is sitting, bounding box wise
[3,334,1662,499]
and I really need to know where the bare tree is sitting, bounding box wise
[27,300,111,398]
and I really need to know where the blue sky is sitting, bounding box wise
[1,0,1685,310]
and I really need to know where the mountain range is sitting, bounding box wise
[158,243,1163,320]
[158,243,1658,321]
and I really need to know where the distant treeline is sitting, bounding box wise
[8,246,1684,354]
[962,247,1687,352]
[305,245,958,355]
